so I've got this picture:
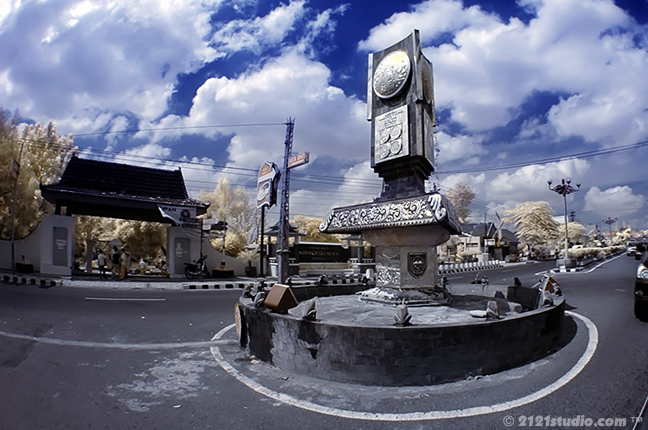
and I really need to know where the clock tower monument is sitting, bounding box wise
[368,30,435,201]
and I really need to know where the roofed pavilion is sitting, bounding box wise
[41,155,208,222]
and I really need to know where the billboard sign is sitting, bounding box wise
[288,151,310,169]
[257,162,280,209]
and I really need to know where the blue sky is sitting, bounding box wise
[2,0,648,232]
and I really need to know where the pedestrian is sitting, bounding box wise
[97,249,107,279]
[111,246,120,279]
[160,260,169,278]
[119,248,127,280]
[140,258,146,275]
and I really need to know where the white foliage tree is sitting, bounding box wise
[446,183,475,224]
[0,108,76,240]
[504,201,560,254]
[198,178,255,257]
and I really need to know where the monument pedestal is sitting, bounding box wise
[321,192,460,291]
[363,225,450,290]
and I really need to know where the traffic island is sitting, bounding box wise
[239,285,565,386]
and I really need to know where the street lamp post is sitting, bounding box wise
[548,178,580,266]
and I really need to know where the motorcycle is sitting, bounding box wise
[184,254,209,279]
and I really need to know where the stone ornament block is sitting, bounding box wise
[264,284,298,313]
[320,192,461,235]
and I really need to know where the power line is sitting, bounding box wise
[14,133,648,219]
[436,139,648,175]
[17,129,648,181]
[72,122,287,137]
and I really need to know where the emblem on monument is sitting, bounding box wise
[375,105,409,162]
[372,51,411,99]
[408,253,427,279]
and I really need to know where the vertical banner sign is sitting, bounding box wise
[257,162,280,209]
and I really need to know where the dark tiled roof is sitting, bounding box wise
[461,222,519,244]
[42,156,207,208]
[264,222,306,236]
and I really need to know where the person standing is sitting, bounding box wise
[119,248,127,280]
[160,260,169,278]
[111,246,121,279]
[97,249,107,279]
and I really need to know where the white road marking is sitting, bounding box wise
[535,254,624,276]
[210,311,598,421]
[581,254,624,273]
[0,330,232,349]
[84,297,166,302]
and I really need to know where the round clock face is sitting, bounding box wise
[373,50,411,99]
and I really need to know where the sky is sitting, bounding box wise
[2,0,648,233]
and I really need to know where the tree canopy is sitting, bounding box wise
[504,201,559,248]
[446,183,475,224]
[198,178,255,257]
[0,108,77,240]
[292,215,341,243]
[559,221,587,245]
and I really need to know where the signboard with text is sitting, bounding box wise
[257,162,280,209]
[158,205,198,227]
[288,151,310,169]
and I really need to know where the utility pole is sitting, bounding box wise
[10,140,25,274]
[548,178,580,264]
[275,119,310,284]
[277,119,295,284]
[260,205,265,277]
[603,217,617,243]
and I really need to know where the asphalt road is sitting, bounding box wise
[0,256,646,430]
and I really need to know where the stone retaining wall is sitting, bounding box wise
[241,295,565,386]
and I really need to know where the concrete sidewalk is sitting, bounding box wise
[0,271,257,291]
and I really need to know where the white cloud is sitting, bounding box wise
[0,0,220,125]
[124,142,172,160]
[184,47,368,170]
[437,172,486,193]
[358,0,495,52]
[361,0,648,144]
[583,186,646,216]
[435,131,486,164]
[480,158,590,204]
[211,1,306,53]
[289,160,381,219]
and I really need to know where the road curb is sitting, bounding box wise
[1,274,61,288]
[184,282,251,290]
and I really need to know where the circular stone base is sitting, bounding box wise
[240,293,565,386]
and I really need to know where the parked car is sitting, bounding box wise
[635,254,648,321]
